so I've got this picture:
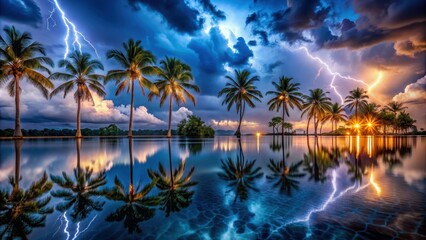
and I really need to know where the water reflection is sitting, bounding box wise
[267,135,305,195]
[50,139,107,222]
[302,137,338,183]
[218,140,263,202]
[103,139,159,233]
[0,140,53,239]
[148,139,197,216]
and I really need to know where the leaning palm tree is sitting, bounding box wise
[147,139,197,216]
[50,139,107,222]
[217,69,263,138]
[105,39,159,137]
[301,89,332,136]
[0,140,53,239]
[0,26,54,137]
[329,103,347,134]
[266,77,303,135]
[148,57,200,138]
[103,139,159,233]
[344,87,368,123]
[50,51,105,137]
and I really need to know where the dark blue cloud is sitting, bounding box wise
[248,40,257,46]
[0,0,42,27]
[128,0,204,34]
[198,0,226,22]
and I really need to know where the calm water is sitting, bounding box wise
[0,136,425,240]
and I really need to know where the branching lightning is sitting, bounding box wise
[47,0,99,59]
[58,212,98,240]
[266,169,374,239]
[298,47,371,104]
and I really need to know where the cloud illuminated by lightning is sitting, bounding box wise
[47,0,99,59]
[297,47,371,104]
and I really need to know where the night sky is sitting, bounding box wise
[0,0,425,132]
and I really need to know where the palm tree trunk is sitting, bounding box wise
[168,138,174,188]
[320,121,324,134]
[167,95,173,138]
[14,76,23,138]
[355,102,358,123]
[76,95,82,138]
[306,117,311,135]
[14,140,23,190]
[129,78,135,138]
[235,102,245,138]
[76,138,81,177]
[282,104,285,136]
[314,115,317,136]
[129,138,134,195]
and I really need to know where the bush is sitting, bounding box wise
[177,115,215,138]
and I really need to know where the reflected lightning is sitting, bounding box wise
[63,212,70,240]
[47,0,99,59]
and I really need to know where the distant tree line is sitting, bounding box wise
[0,124,178,137]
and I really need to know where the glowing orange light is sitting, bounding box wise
[369,169,381,195]
[256,132,261,137]
[354,123,360,129]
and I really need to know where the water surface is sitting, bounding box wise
[0,136,425,239]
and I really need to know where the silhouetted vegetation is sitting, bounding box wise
[177,115,215,138]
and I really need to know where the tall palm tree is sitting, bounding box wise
[266,77,304,135]
[385,101,407,133]
[103,139,159,233]
[147,139,197,216]
[0,26,54,138]
[217,69,263,138]
[329,103,347,134]
[361,102,380,118]
[344,87,369,123]
[301,89,332,136]
[0,140,53,239]
[50,51,105,137]
[50,139,107,222]
[148,57,200,138]
[105,39,159,137]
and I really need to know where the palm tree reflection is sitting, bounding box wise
[302,137,337,183]
[148,139,197,216]
[267,135,305,195]
[218,139,263,202]
[0,140,53,239]
[50,138,107,222]
[103,138,159,233]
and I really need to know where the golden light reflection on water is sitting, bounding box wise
[213,137,238,151]
[369,167,381,195]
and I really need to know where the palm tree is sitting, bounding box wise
[268,116,282,135]
[103,139,159,233]
[50,139,107,222]
[266,77,303,135]
[361,103,380,118]
[50,51,105,137]
[329,103,347,134]
[217,69,263,138]
[385,101,407,133]
[148,57,200,138]
[147,139,197,216]
[0,140,53,239]
[0,26,54,138]
[105,39,159,137]
[301,89,332,136]
[344,87,368,123]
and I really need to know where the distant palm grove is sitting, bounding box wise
[0,26,420,138]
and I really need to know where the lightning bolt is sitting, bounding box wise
[368,71,383,93]
[47,0,99,59]
[71,215,98,240]
[51,213,64,238]
[63,212,70,240]
[297,47,371,104]
[267,170,372,239]
[314,67,323,82]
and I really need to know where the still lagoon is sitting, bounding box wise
[0,136,425,239]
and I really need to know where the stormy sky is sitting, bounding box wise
[0,0,425,132]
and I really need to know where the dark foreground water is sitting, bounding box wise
[0,136,425,240]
